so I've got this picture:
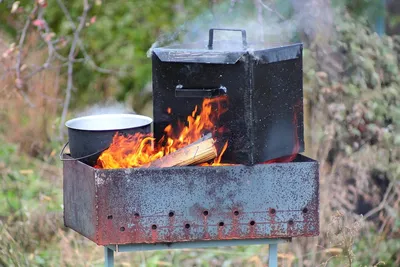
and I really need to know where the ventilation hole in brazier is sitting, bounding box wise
[302,208,308,214]
[203,210,209,216]
[169,211,174,217]
[152,224,157,230]
[250,220,255,226]
[288,219,294,225]
[120,227,125,232]
[270,208,276,215]
[234,211,239,216]
[219,222,224,227]
[107,215,113,220]
[185,224,190,229]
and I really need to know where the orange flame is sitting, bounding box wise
[96,95,229,169]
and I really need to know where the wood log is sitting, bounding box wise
[148,134,217,168]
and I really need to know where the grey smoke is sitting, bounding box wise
[76,100,135,117]
[147,0,334,53]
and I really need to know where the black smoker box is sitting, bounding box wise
[152,28,304,165]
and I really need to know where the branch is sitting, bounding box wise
[39,9,67,62]
[362,182,394,221]
[59,0,90,140]
[15,5,38,107]
[258,0,285,21]
[55,0,116,74]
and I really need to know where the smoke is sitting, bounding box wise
[291,0,334,45]
[147,0,334,53]
[76,100,135,117]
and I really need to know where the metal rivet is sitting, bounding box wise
[152,224,157,230]
[169,211,174,217]
[219,222,224,227]
[234,211,239,216]
[107,215,113,220]
[288,219,294,225]
[250,221,255,226]
[120,227,125,231]
[302,208,308,214]
[203,210,209,216]
[185,224,190,229]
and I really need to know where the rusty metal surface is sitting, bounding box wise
[63,154,319,246]
[63,158,97,242]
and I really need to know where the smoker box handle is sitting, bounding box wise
[175,85,227,98]
[208,28,247,50]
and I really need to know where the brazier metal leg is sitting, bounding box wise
[104,246,114,267]
[268,243,278,267]
[103,239,285,266]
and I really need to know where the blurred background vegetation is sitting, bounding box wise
[0,0,399,266]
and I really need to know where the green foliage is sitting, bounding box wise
[332,0,385,25]
[352,232,400,266]
[307,12,400,172]
[0,0,210,109]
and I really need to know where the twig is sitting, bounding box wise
[22,8,53,80]
[59,0,90,140]
[258,0,285,21]
[55,0,116,74]
[39,9,66,61]
[363,182,394,221]
[15,5,38,107]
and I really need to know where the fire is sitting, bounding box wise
[96,95,229,169]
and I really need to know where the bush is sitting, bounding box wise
[304,10,400,265]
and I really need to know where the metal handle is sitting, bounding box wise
[59,141,109,161]
[208,28,247,50]
[175,85,227,98]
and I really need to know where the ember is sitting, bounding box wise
[95,95,229,169]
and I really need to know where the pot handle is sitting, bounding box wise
[59,141,108,161]
[208,28,247,50]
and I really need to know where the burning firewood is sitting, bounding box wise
[147,133,217,168]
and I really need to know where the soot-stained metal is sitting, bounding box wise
[152,28,304,165]
[63,154,319,246]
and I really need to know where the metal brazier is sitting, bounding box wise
[63,154,319,246]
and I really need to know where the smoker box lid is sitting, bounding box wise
[152,41,303,64]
